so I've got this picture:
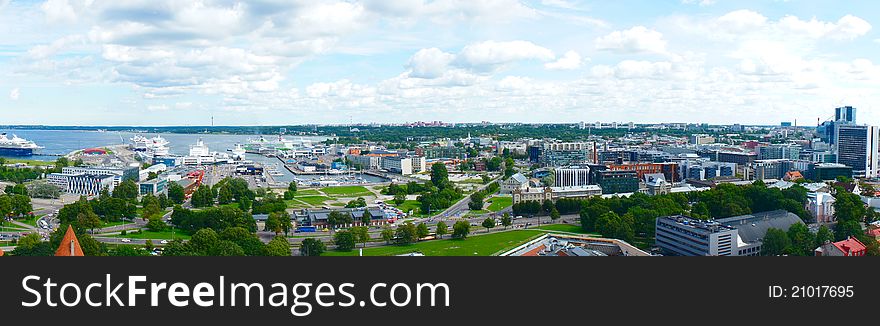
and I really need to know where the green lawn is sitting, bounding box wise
[322,230,547,256]
[100,220,134,228]
[320,186,373,197]
[3,158,55,166]
[286,195,333,208]
[118,230,191,240]
[486,196,512,212]
[295,189,322,196]
[17,214,45,228]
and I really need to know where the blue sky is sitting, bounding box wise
[0,0,878,126]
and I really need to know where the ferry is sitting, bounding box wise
[0,133,43,156]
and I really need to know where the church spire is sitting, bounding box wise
[54,225,84,257]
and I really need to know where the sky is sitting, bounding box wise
[0,0,879,126]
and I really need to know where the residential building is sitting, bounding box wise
[806,192,835,224]
[655,210,803,256]
[381,156,415,175]
[501,173,529,194]
[758,144,801,160]
[346,154,381,170]
[512,185,603,204]
[815,237,866,256]
[541,142,592,167]
[835,124,879,178]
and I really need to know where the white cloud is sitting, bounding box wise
[777,14,871,40]
[715,10,768,33]
[681,0,717,6]
[406,48,456,79]
[544,51,583,70]
[454,40,555,72]
[595,26,668,55]
[9,88,20,101]
[40,0,77,24]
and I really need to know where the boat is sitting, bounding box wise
[129,135,149,152]
[230,144,246,161]
[0,133,43,156]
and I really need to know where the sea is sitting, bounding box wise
[0,129,387,184]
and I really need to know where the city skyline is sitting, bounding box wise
[1,0,879,126]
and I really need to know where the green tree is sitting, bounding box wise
[815,225,834,247]
[288,181,297,193]
[265,236,291,256]
[10,194,32,217]
[220,227,267,256]
[334,230,356,251]
[468,192,485,211]
[191,185,214,208]
[327,211,353,231]
[549,207,560,221]
[146,217,168,231]
[381,226,394,244]
[761,228,791,256]
[167,182,185,205]
[786,223,815,256]
[394,222,418,244]
[218,184,233,205]
[300,238,326,256]
[393,192,406,206]
[416,223,430,239]
[481,217,496,233]
[431,163,450,189]
[452,220,471,239]
[351,226,370,248]
[361,209,373,225]
[435,221,448,239]
[113,180,139,201]
[500,213,512,229]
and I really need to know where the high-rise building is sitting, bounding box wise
[757,144,801,160]
[836,106,857,124]
[835,125,879,178]
[554,168,590,187]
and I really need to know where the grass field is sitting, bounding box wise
[100,220,133,228]
[486,196,512,212]
[322,230,547,256]
[286,195,333,208]
[17,214,45,228]
[295,189,322,196]
[320,186,373,197]
[3,158,55,166]
[118,230,191,240]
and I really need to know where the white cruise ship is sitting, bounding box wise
[0,133,42,156]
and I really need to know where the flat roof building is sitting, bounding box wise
[656,210,804,256]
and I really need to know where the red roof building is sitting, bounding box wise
[0,248,5,256]
[82,148,108,155]
[55,225,84,257]
[815,237,866,256]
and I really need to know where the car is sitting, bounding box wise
[120,238,132,243]
[160,240,169,244]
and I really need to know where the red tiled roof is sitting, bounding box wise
[54,225,84,257]
[522,244,546,256]
[0,248,4,256]
[832,237,866,255]
[867,229,880,237]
